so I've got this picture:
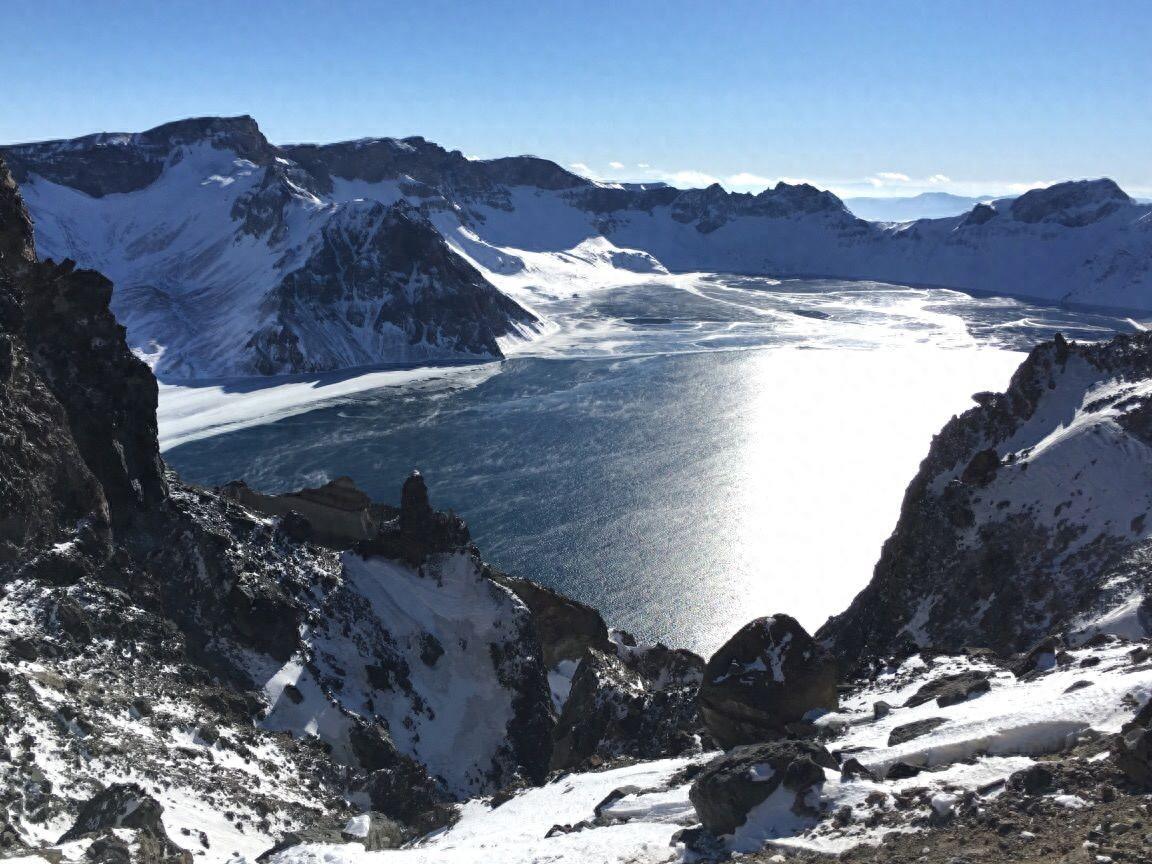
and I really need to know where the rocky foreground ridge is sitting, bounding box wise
[3,148,1152,863]
[6,116,1152,377]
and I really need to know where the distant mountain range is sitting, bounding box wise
[843,191,1003,221]
[5,116,1152,378]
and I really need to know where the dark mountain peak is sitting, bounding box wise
[1011,177,1132,227]
[136,114,273,161]
[475,154,588,191]
[0,157,35,274]
[765,181,847,213]
[2,114,275,198]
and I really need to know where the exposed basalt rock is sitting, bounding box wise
[688,740,838,836]
[904,670,992,708]
[888,717,950,747]
[58,784,190,864]
[4,115,272,198]
[550,643,708,771]
[1113,697,1152,789]
[487,570,614,668]
[247,201,536,375]
[698,615,838,749]
[59,783,169,842]
[1010,178,1131,227]
[359,471,472,565]
[0,161,109,563]
[819,332,1152,669]
[1011,635,1066,679]
[220,476,385,546]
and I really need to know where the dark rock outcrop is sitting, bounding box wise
[819,333,1152,669]
[4,116,273,198]
[904,670,992,708]
[698,615,838,749]
[248,200,536,375]
[59,784,169,842]
[58,784,190,864]
[550,644,707,771]
[688,740,837,836]
[888,717,950,747]
[1010,178,1131,227]
[1114,697,1152,789]
[487,570,614,669]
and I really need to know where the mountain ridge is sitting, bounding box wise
[7,115,1152,379]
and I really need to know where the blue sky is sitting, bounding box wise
[4,0,1150,197]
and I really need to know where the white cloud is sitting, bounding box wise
[568,162,601,180]
[1006,179,1055,193]
[637,162,650,169]
[661,169,721,188]
[725,172,775,189]
[928,174,951,185]
[875,171,912,183]
[608,160,625,170]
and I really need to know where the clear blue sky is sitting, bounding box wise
[4,0,1150,197]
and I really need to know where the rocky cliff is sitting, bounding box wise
[820,331,1152,669]
[0,155,558,858]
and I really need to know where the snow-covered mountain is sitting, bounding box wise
[843,191,998,222]
[820,331,1152,667]
[2,118,538,378]
[7,116,1152,377]
[5,147,1152,863]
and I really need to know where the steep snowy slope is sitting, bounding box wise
[7,117,1152,378]
[3,118,537,378]
[820,331,1152,666]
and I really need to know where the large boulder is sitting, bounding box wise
[59,784,167,842]
[903,670,992,708]
[688,740,837,836]
[1114,697,1152,789]
[58,784,189,864]
[698,616,838,749]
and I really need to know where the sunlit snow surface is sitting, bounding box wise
[161,274,1142,655]
[262,645,1152,864]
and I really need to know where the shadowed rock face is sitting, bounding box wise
[1010,178,1131,227]
[1,159,113,561]
[819,332,1152,672]
[247,201,537,375]
[688,740,838,836]
[698,615,838,749]
[549,644,707,771]
[4,115,272,198]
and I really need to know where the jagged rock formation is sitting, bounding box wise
[820,332,1152,670]
[0,155,574,858]
[698,615,839,748]
[1114,695,1152,788]
[7,118,1152,381]
[550,641,707,771]
[485,571,615,669]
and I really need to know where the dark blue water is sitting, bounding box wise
[164,278,1141,654]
